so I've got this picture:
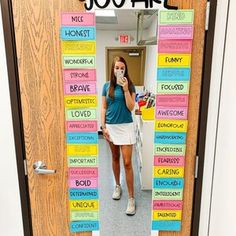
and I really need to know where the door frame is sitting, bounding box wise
[0,0,217,235]
[191,0,218,235]
[0,0,33,235]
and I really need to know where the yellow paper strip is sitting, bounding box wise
[69,200,99,211]
[61,41,96,54]
[155,120,188,132]
[158,54,191,67]
[67,144,98,156]
[64,95,97,108]
[153,210,182,220]
[153,167,184,178]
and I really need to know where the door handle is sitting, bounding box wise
[33,161,56,175]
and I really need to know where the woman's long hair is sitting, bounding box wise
[108,56,134,99]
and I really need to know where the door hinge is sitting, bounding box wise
[24,159,28,176]
[194,155,199,178]
[205,1,211,31]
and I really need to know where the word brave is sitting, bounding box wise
[70,84,91,92]
[79,0,177,11]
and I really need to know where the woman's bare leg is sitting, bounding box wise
[120,145,134,198]
[108,142,120,185]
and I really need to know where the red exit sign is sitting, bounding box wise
[119,34,130,44]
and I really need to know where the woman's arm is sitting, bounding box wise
[101,96,107,128]
[122,78,135,111]
[101,96,110,140]
[124,91,136,111]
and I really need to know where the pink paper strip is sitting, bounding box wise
[69,178,98,189]
[66,121,97,132]
[61,13,95,26]
[158,40,192,53]
[64,81,96,95]
[63,69,96,82]
[154,156,185,166]
[156,95,189,107]
[156,107,188,120]
[153,200,183,210]
[159,25,194,40]
[69,167,98,178]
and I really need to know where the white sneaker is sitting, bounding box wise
[126,198,136,215]
[112,185,122,200]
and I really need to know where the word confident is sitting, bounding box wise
[79,0,177,10]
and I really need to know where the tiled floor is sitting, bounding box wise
[99,136,152,236]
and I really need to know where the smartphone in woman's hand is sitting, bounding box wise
[116,70,125,86]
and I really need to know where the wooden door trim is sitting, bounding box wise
[191,0,218,235]
[1,0,217,234]
[105,46,146,84]
[0,0,32,235]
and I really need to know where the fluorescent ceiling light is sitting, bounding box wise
[95,10,115,17]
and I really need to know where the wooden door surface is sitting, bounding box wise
[106,47,146,86]
[11,0,207,235]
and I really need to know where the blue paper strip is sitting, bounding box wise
[157,68,191,81]
[66,132,98,144]
[69,189,99,200]
[153,178,184,189]
[152,220,181,231]
[60,26,96,40]
[154,132,187,144]
[70,221,99,232]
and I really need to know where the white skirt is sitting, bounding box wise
[106,122,136,145]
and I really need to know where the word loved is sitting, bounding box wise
[66,108,97,120]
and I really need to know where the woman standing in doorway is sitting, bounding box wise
[101,56,136,215]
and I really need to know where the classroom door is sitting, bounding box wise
[10,0,207,236]
[11,0,90,235]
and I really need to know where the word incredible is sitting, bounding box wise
[79,0,178,11]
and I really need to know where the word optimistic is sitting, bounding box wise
[79,0,178,11]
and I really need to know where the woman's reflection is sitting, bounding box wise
[100,56,136,215]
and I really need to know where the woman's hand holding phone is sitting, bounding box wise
[121,77,128,92]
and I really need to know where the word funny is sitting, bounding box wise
[79,0,178,10]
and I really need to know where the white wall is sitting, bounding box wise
[199,0,236,235]
[143,14,158,93]
[207,0,236,235]
[0,8,24,236]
